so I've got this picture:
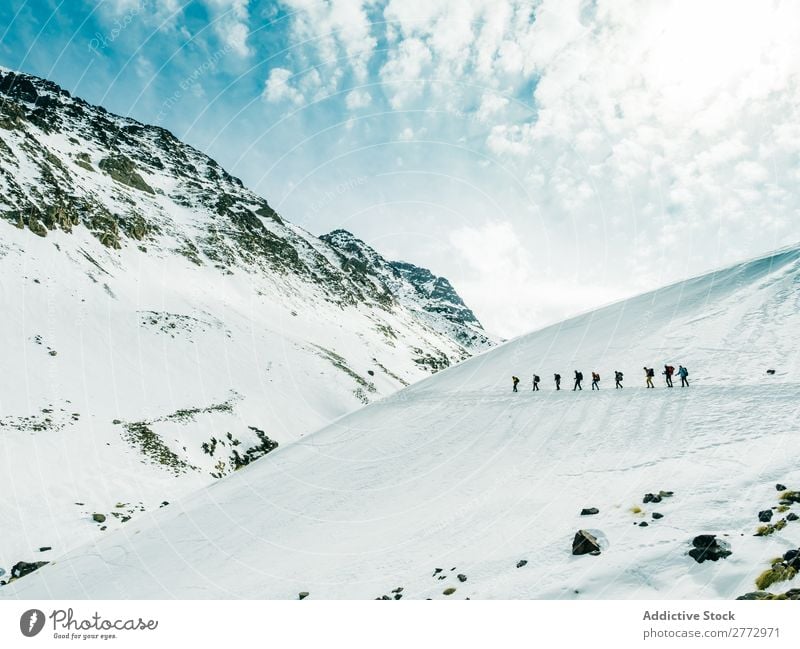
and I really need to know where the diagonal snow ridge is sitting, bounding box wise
[3,243,799,599]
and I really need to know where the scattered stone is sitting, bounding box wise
[298,591,309,600]
[443,588,456,596]
[74,502,84,506]
[658,490,674,498]
[688,535,732,563]
[438,575,446,580]
[766,369,776,375]
[787,513,798,522]
[784,549,800,568]
[11,561,49,579]
[759,510,774,523]
[776,483,787,491]
[652,512,664,520]
[643,493,662,504]
[457,574,467,582]
[516,560,528,568]
[639,522,649,527]
[92,513,106,523]
[581,507,599,516]
[392,587,403,594]
[380,595,391,600]
[48,350,57,356]
[160,501,169,507]
[38,546,51,552]
[433,568,442,576]
[394,593,402,600]
[737,588,800,600]
[572,530,602,556]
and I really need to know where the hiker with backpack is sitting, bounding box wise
[678,365,689,387]
[663,364,675,388]
[512,376,520,392]
[591,372,600,390]
[554,373,561,390]
[573,370,583,391]
[532,374,540,391]
[614,370,623,389]
[644,366,655,388]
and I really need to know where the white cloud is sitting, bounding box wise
[263,67,304,105]
[345,89,372,109]
[203,0,252,57]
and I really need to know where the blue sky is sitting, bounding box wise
[2,1,800,337]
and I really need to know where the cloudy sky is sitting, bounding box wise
[2,1,799,337]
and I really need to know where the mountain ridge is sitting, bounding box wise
[0,66,493,573]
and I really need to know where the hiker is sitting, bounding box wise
[644,366,655,388]
[614,370,623,389]
[678,365,689,387]
[512,376,520,392]
[573,370,583,391]
[554,373,561,390]
[532,374,540,391]
[663,364,675,388]
[591,372,600,390]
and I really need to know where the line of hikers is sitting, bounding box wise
[511,365,689,392]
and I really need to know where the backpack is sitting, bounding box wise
[533,375,540,382]
[666,365,675,375]
[647,368,654,377]
[618,372,623,378]
[576,372,583,381]
[554,373,561,380]
[593,373,600,381]
[683,368,689,376]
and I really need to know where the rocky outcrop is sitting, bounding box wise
[688,535,731,563]
[572,530,601,555]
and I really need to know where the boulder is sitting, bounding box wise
[516,560,528,568]
[776,483,787,491]
[572,530,601,556]
[643,493,662,504]
[688,535,732,563]
[758,510,773,522]
[652,512,664,520]
[92,513,106,523]
[639,521,649,527]
[443,588,456,596]
[457,574,467,582]
[298,591,309,600]
[580,507,599,516]
[11,561,49,579]
[787,513,798,522]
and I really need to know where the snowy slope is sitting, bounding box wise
[0,69,492,575]
[4,245,799,599]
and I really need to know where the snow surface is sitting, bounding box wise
[0,68,492,573]
[3,245,799,599]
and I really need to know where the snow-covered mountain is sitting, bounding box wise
[0,68,493,574]
[321,229,496,352]
[5,244,799,599]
